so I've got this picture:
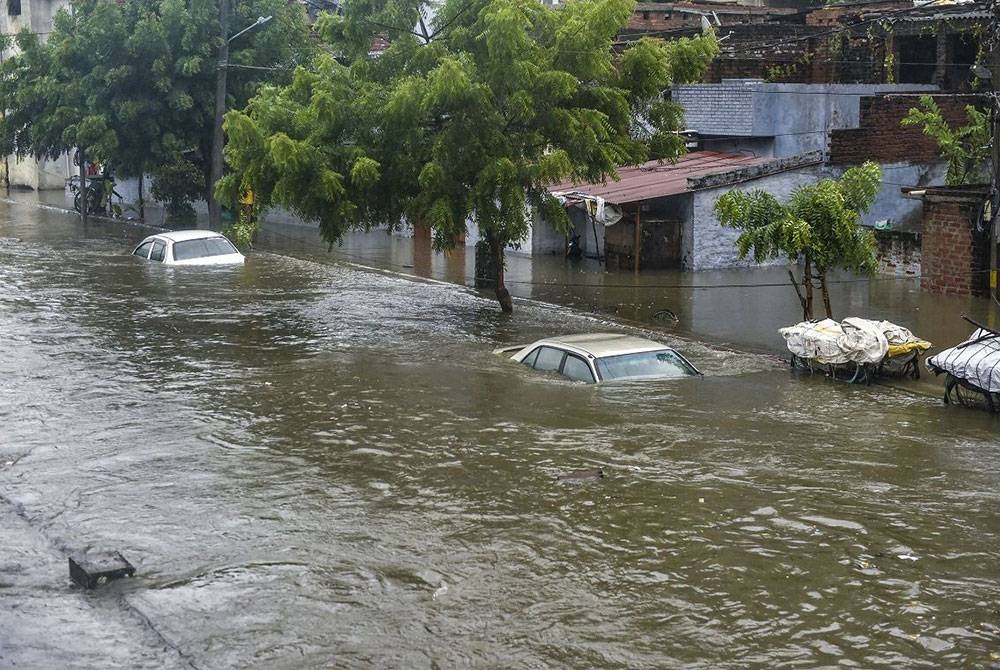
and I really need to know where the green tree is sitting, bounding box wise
[714,161,882,321]
[221,0,718,311]
[0,0,310,217]
[901,95,992,186]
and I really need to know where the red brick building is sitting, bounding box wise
[904,186,991,297]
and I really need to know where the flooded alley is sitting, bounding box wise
[2,200,999,669]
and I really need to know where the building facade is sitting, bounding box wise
[2,0,72,190]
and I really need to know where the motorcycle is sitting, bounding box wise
[566,231,582,260]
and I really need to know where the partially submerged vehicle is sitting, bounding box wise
[496,333,701,384]
[132,230,244,266]
[780,317,931,384]
[927,317,1000,411]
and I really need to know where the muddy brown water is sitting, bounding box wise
[1,201,999,668]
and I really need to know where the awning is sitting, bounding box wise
[547,151,770,206]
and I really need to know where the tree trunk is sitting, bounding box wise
[802,254,814,321]
[491,235,513,313]
[820,272,833,318]
[78,146,88,225]
[138,172,145,221]
[788,268,806,318]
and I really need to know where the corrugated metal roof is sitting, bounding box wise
[548,151,770,206]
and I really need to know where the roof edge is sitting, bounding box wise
[688,151,824,191]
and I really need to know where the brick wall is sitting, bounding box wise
[920,200,989,296]
[806,2,909,27]
[626,4,797,33]
[707,23,822,83]
[828,94,982,165]
[626,10,698,32]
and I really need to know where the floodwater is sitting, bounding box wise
[2,200,999,669]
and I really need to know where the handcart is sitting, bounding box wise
[927,316,1000,412]
[780,317,931,385]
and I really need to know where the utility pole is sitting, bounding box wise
[989,0,1000,304]
[209,8,269,230]
[208,0,229,229]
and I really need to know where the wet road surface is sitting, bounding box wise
[1,200,999,668]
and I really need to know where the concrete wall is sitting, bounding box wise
[688,164,835,269]
[8,154,70,190]
[674,81,940,158]
[868,162,947,231]
[0,0,66,40]
[686,159,938,270]
[531,210,570,256]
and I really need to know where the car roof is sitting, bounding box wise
[529,333,672,358]
[143,229,227,243]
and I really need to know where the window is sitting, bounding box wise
[520,348,540,368]
[562,354,595,383]
[173,237,238,261]
[7,0,21,17]
[150,241,166,262]
[596,349,697,381]
[132,241,153,259]
[533,346,564,372]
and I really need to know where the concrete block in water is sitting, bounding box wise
[69,553,135,588]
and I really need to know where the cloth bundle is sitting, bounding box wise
[780,318,930,365]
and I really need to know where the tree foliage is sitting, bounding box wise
[714,161,882,320]
[0,0,310,209]
[900,95,992,186]
[222,0,718,311]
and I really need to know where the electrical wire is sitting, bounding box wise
[260,224,930,292]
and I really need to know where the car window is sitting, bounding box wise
[173,237,238,261]
[150,241,166,262]
[133,241,153,258]
[596,349,697,381]
[561,354,595,383]
[520,348,540,368]
[533,346,564,372]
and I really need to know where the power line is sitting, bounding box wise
[260,226,928,292]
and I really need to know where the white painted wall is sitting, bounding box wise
[687,161,948,270]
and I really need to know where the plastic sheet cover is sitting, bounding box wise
[927,329,1000,393]
[780,318,929,365]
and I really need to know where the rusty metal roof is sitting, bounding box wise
[548,151,770,206]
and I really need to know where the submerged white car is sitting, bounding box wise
[496,333,701,384]
[132,230,244,266]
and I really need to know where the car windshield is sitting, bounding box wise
[172,237,238,261]
[595,349,697,381]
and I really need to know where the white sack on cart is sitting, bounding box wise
[779,317,888,365]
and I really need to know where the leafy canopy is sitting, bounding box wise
[221,0,719,252]
[714,162,881,274]
[901,95,992,186]
[714,162,882,319]
[0,0,310,199]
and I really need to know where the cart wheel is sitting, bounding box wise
[946,374,994,411]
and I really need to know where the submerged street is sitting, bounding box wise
[2,200,999,668]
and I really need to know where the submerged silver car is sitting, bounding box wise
[496,333,701,384]
[132,230,244,266]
